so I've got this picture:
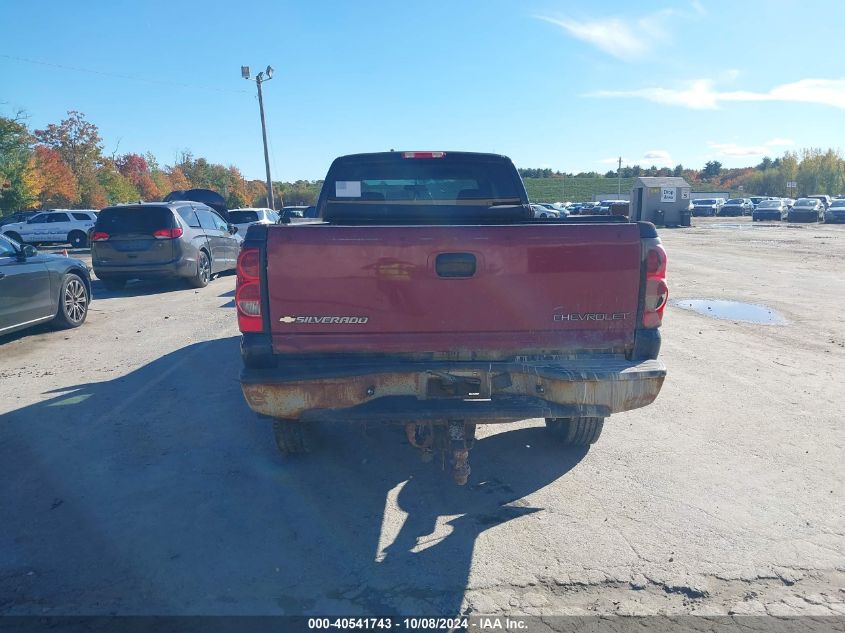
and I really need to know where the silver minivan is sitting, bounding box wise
[91,202,240,289]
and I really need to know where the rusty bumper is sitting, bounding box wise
[240,356,666,423]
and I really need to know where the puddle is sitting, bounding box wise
[670,299,787,324]
[704,223,782,229]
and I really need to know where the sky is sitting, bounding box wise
[2,0,844,181]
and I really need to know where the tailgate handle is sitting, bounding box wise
[435,252,476,278]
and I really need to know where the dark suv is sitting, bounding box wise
[91,202,240,289]
[718,198,753,216]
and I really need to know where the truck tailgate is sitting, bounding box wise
[266,223,642,355]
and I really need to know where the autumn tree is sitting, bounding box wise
[166,166,191,192]
[31,146,77,207]
[35,111,104,208]
[116,153,161,200]
[99,160,140,205]
[0,113,37,212]
[144,152,171,198]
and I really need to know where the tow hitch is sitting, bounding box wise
[405,420,477,485]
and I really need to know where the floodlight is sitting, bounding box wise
[241,66,250,80]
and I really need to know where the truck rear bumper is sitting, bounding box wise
[240,356,666,423]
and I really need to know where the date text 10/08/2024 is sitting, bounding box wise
[306,617,528,631]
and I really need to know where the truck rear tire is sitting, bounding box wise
[545,417,604,446]
[272,419,309,455]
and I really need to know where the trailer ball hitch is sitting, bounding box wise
[448,420,475,486]
[405,421,476,485]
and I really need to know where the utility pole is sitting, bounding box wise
[242,65,275,210]
[617,156,622,197]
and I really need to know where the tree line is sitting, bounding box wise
[0,110,323,215]
[3,109,843,215]
[520,152,845,198]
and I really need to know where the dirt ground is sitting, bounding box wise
[1,216,843,617]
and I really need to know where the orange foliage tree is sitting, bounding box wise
[32,146,77,207]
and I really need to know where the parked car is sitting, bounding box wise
[237,150,668,485]
[1,209,98,248]
[0,233,91,336]
[782,197,795,209]
[823,198,845,224]
[530,204,559,218]
[596,200,626,215]
[752,199,788,221]
[303,205,318,218]
[787,198,824,223]
[579,202,601,214]
[537,202,568,217]
[279,206,308,222]
[718,198,753,216]
[229,208,278,236]
[691,198,722,217]
[748,196,766,209]
[806,194,831,210]
[91,202,240,290]
[566,203,585,215]
[0,210,39,227]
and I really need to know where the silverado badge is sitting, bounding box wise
[279,315,369,324]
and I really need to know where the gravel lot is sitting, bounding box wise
[1,217,843,617]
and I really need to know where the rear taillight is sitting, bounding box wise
[402,151,446,159]
[238,248,260,281]
[152,227,184,239]
[643,243,668,328]
[236,248,263,332]
[91,231,109,241]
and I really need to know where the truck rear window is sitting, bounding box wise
[96,207,174,234]
[327,158,524,202]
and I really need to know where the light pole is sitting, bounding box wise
[242,65,275,210]
[617,156,622,197]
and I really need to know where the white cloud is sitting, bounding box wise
[707,143,768,157]
[535,7,683,61]
[601,150,674,167]
[707,139,795,157]
[588,78,845,110]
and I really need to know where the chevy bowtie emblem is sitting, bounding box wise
[279,316,296,324]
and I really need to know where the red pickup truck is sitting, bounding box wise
[237,151,668,484]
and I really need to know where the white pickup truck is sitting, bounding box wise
[1,210,98,248]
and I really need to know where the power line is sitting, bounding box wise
[0,54,249,95]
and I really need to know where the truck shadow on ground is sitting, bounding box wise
[0,337,587,615]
